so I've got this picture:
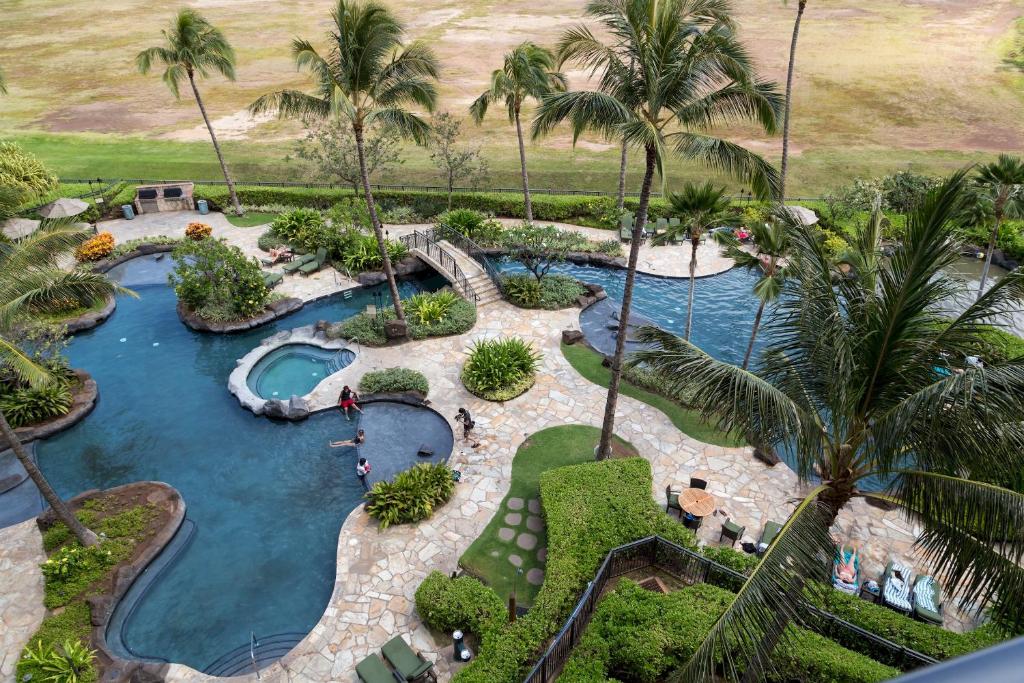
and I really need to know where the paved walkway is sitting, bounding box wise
[0,520,45,682]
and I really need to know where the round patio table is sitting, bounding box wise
[679,488,716,517]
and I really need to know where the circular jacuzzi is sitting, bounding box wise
[246,344,356,400]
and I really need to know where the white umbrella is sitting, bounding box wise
[39,197,90,219]
[1,217,41,240]
[783,205,819,226]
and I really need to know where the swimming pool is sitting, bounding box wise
[246,344,357,400]
[24,258,450,671]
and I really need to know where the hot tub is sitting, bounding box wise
[246,344,356,400]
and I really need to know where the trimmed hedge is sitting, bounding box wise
[559,580,898,683]
[415,571,506,635]
[358,368,429,396]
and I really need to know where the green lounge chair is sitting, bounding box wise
[665,485,683,518]
[381,636,436,683]
[619,213,635,242]
[655,217,669,236]
[263,272,283,289]
[719,518,745,547]
[912,575,943,625]
[282,252,316,274]
[298,247,328,276]
[757,520,782,556]
[356,653,399,683]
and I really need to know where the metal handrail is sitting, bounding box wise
[250,631,261,679]
[430,226,507,298]
[522,536,937,683]
[399,230,478,305]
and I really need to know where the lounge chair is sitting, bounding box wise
[832,545,860,595]
[381,636,436,683]
[655,217,668,237]
[619,213,635,242]
[719,518,744,546]
[356,653,401,683]
[298,247,328,276]
[665,485,683,518]
[912,575,943,625]
[260,248,292,267]
[263,272,283,289]
[757,520,782,556]
[282,252,316,274]
[881,560,913,614]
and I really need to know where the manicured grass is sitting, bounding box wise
[560,341,744,448]
[459,425,637,607]
[225,211,277,227]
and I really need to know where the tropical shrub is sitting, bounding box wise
[502,273,585,309]
[0,141,58,204]
[73,232,115,262]
[339,233,409,273]
[822,232,850,258]
[185,222,212,240]
[106,235,181,260]
[436,209,504,245]
[269,207,326,245]
[19,638,96,683]
[405,290,460,324]
[461,337,542,400]
[415,571,506,635]
[0,382,73,427]
[364,462,456,529]
[501,274,541,307]
[358,367,429,395]
[16,604,95,683]
[332,294,475,345]
[379,205,421,224]
[257,229,285,251]
[169,238,269,321]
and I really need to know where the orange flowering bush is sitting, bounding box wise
[74,232,115,262]
[185,222,213,240]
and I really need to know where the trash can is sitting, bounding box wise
[197,199,209,215]
[121,204,135,220]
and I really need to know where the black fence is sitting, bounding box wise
[399,230,478,305]
[429,226,507,300]
[521,536,937,683]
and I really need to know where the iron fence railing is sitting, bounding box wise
[430,225,507,299]
[522,536,937,683]
[399,230,477,305]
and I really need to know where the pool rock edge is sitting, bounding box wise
[2,369,98,449]
[228,324,360,418]
[178,297,305,334]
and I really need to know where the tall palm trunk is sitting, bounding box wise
[188,71,242,216]
[513,105,534,223]
[977,214,1003,300]
[616,139,628,213]
[778,0,807,201]
[742,299,766,370]
[354,122,406,323]
[0,409,98,547]
[684,237,699,340]
[598,144,656,459]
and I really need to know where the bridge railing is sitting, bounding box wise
[399,230,478,305]
[429,226,507,300]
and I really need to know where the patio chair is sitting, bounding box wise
[757,520,782,556]
[719,518,745,546]
[282,251,316,274]
[688,477,708,490]
[683,513,703,531]
[912,575,943,625]
[881,560,913,615]
[619,213,635,242]
[298,247,328,276]
[381,636,437,683]
[357,653,401,683]
[263,272,283,289]
[665,485,683,518]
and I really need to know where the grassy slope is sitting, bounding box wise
[560,341,743,447]
[459,425,637,607]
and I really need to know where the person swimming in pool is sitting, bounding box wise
[330,428,365,449]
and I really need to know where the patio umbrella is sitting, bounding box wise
[782,205,819,226]
[39,197,90,219]
[1,217,41,240]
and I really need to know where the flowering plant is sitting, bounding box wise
[185,222,213,240]
[74,232,115,262]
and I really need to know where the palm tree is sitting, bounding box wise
[536,0,782,459]
[470,43,566,223]
[633,173,1024,678]
[0,224,133,547]
[137,9,244,216]
[713,206,794,369]
[251,0,439,327]
[657,182,731,341]
[970,154,1024,300]
[778,0,808,200]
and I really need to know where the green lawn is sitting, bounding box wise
[459,425,637,607]
[225,211,277,227]
[560,341,744,448]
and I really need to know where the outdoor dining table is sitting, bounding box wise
[679,488,716,517]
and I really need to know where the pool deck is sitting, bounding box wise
[0,213,982,683]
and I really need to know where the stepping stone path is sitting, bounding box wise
[494,497,548,584]
[504,513,522,525]
[526,568,545,586]
[508,554,523,567]
[507,497,524,510]
[528,499,541,514]
[526,515,543,532]
[498,527,515,542]
[516,533,537,550]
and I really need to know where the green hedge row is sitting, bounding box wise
[415,458,757,683]
[559,580,898,683]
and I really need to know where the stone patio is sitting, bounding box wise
[0,215,985,683]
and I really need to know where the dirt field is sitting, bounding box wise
[1,0,1022,193]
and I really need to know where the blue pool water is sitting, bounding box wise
[247,345,357,400]
[27,258,451,670]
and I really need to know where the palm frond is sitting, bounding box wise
[669,132,780,200]
[0,336,52,387]
[366,108,432,145]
